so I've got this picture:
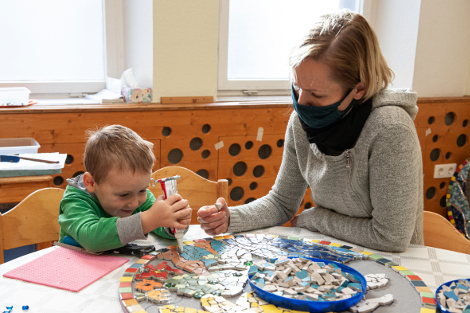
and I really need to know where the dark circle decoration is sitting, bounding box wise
[168,149,183,164]
[190,138,203,151]
[277,139,284,148]
[428,116,435,125]
[304,202,312,209]
[196,169,209,180]
[202,124,211,133]
[463,119,468,127]
[440,182,446,189]
[230,187,244,201]
[201,150,210,159]
[457,134,467,147]
[53,176,64,186]
[65,154,74,164]
[249,182,258,190]
[244,197,256,204]
[440,195,446,207]
[425,187,436,200]
[245,141,253,150]
[162,127,172,136]
[258,144,272,159]
[445,152,452,159]
[226,178,232,186]
[430,148,440,162]
[229,144,241,156]
[253,165,265,178]
[444,112,455,126]
[72,171,85,178]
[233,162,247,176]
[432,135,438,143]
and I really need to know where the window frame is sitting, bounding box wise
[0,0,123,97]
[217,0,366,97]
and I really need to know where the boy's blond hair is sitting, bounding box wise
[289,10,394,103]
[84,125,156,184]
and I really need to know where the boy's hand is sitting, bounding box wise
[141,194,192,234]
[197,197,229,236]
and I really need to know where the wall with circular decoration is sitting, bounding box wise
[1,98,468,223]
[414,99,470,217]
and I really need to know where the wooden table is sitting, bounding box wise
[1,226,469,312]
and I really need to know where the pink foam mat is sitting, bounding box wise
[3,247,129,292]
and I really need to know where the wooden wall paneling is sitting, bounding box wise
[39,140,161,188]
[415,100,470,217]
[217,134,285,207]
[0,105,292,206]
[39,142,86,188]
[159,122,219,181]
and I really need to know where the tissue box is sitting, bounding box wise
[121,87,152,103]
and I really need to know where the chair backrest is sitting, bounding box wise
[150,166,228,224]
[0,187,64,264]
[423,210,470,254]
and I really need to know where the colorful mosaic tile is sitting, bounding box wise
[116,234,436,313]
[436,279,470,312]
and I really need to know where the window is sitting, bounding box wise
[0,0,110,96]
[218,0,363,96]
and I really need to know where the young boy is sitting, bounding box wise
[58,124,192,252]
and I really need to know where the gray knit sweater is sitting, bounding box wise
[227,89,423,252]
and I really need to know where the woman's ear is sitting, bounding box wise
[353,82,366,100]
[83,172,97,193]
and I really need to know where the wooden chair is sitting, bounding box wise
[0,187,64,264]
[150,166,229,224]
[423,210,470,254]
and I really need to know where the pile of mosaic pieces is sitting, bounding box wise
[436,280,470,312]
[249,257,363,301]
[117,234,439,313]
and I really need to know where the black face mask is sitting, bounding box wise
[292,84,356,129]
[298,97,373,155]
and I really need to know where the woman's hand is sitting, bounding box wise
[290,215,299,227]
[197,197,229,236]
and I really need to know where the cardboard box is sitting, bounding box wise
[121,87,152,103]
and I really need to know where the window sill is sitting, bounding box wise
[0,98,292,114]
[216,95,291,102]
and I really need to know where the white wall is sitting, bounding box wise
[412,0,470,97]
[141,1,470,100]
[152,0,219,102]
[122,0,154,89]
[369,0,421,90]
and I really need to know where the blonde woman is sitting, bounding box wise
[198,10,423,252]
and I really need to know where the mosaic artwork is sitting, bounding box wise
[117,235,437,313]
[447,158,470,239]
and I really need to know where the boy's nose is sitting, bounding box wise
[127,197,139,209]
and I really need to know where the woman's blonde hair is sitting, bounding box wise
[84,125,156,184]
[289,10,394,102]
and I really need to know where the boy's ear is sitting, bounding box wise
[83,172,97,193]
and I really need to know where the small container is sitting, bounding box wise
[435,278,470,312]
[0,138,40,155]
[248,257,367,313]
[0,87,31,106]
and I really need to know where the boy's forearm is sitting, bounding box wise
[141,209,161,234]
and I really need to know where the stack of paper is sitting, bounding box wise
[85,89,123,104]
[0,153,67,178]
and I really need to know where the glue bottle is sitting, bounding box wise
[151,175,186,253]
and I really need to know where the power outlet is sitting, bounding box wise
[434,163,457,179]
